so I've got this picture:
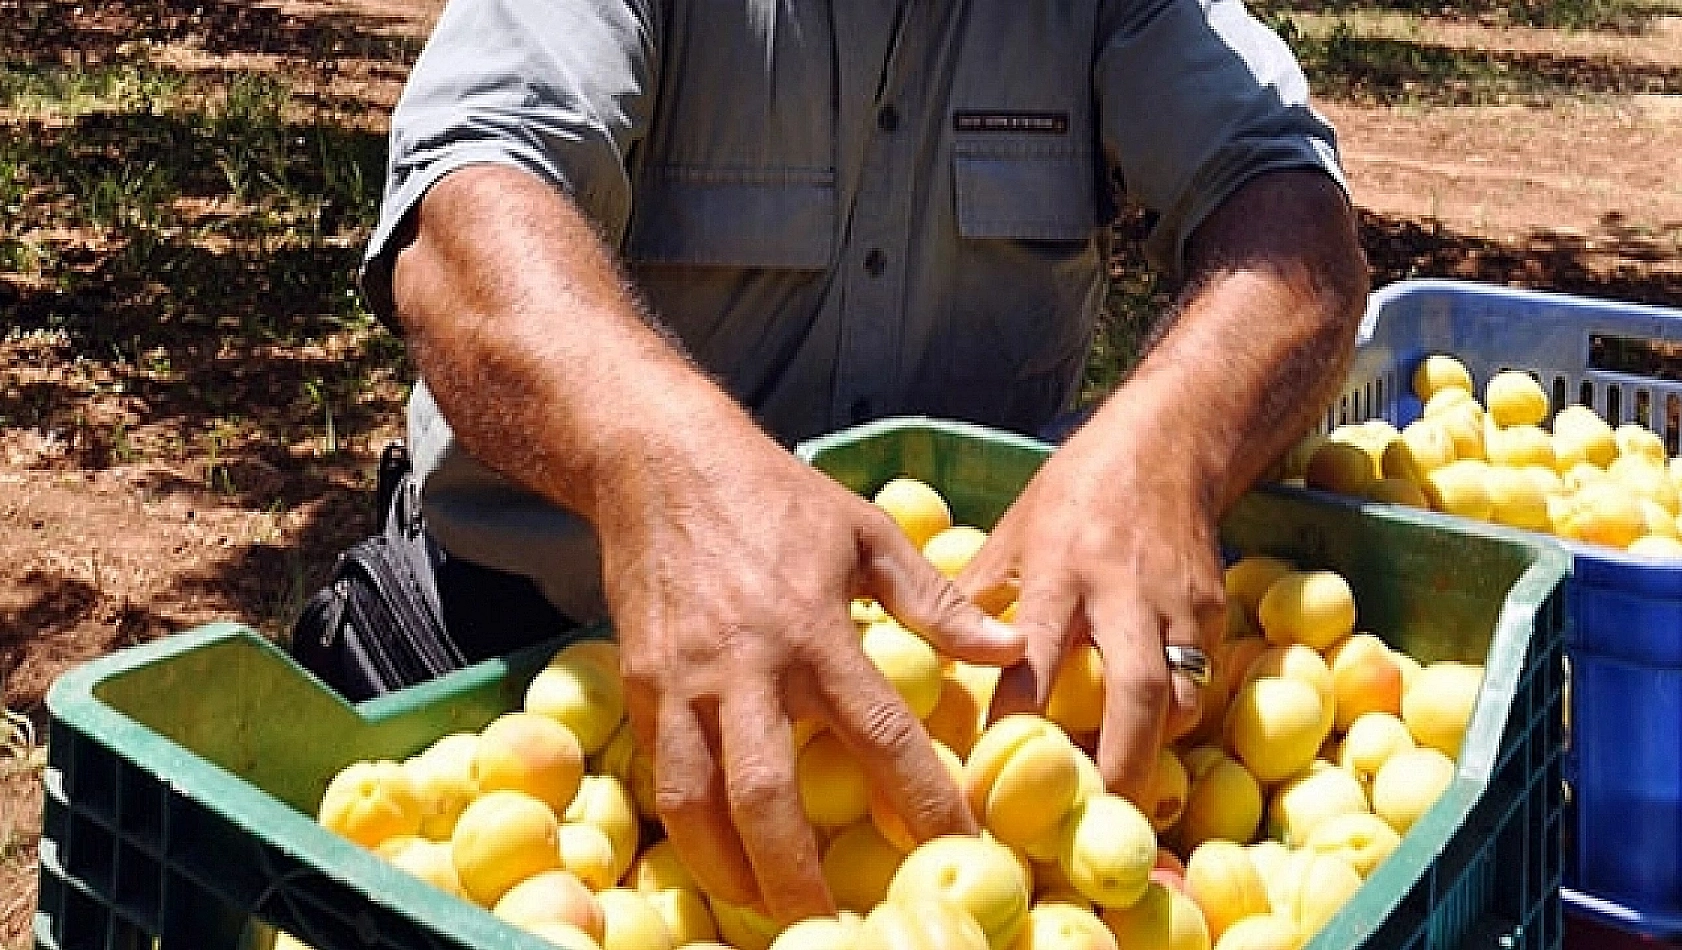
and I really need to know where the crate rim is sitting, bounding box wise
[1364,277,1682,340]
[40,622,577,950]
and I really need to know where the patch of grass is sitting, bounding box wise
[1265,11,1682,104]
[0,60,188,116]
[1,47,409,478]
[1252,0,1672,31]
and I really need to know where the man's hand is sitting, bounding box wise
[969,169,1368,802]
[964,422,1224,802]
[596,424,1024,921]
[391,164,1022,924]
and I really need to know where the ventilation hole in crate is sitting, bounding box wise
[1635,390,1652,428]
[1589,332,1682,382]
[1377,375,1388,420]
[1668,394,1680,457]
[1338,393,1349,426]
[59,885,120,948]
[117,759,164,846]
[114,840,163,928]
[1553,377,1568,418]
[1608,387,1622,425]
[70,740,120,823]
[66,811,117,895]
[1580,380,1596,412]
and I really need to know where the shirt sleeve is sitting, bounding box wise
[1096,0,1347,277]
[360,0,660,321]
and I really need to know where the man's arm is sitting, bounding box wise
[389,164,1022,920]
[973,169,1368,798]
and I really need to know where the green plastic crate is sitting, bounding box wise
[35,417,1569,950]
[33,629,579,950]
[800,417,1571,950]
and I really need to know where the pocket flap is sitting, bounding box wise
[626,168,836,269]
[953,148,1098,242]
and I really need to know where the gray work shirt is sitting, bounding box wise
[364,0,1345,623]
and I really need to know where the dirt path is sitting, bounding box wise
[4,0,1682,946]
[1331,95,1682,251]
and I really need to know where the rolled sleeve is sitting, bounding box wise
[1097,0,1347,276]
[361,0,660,321]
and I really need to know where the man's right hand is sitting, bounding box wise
[391,165,1023,924]
[595,423,1025,921]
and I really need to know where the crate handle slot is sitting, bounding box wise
[1588,333,1682,384]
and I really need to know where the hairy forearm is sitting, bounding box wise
[389,164,753,526]
[1093,170,1368,509]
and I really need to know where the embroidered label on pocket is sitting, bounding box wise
[953,111,1070,134]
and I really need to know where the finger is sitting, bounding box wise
[1164,663,1203,742]
[1161,636,1206,745]
[651,698,761,907]
[951,521,1022,616]
[1091,595,1172,804]
[1164,577,1226,742]
[859,516,1024,666]
[814,643,978,844]
[988,580,1079,719]
[719,682,833,924]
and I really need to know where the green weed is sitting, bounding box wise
[0,61,186,116]
[71,159,175,231]
[303,378,340,456]
[1250,0,1666,31]
[209,73,292,204]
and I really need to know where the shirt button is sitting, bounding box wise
[877,105,900,132]
[864,248,886,276]
[850,397,874,423]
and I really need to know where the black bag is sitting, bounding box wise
[290,442,469,701]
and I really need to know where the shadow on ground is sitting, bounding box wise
[1359,208,1682,303]
[0,0,423,72]
[1293,32,1682,104]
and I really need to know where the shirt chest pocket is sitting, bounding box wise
[946,0,1102,244]
[624,168,837,270]
[952,143,1100,244]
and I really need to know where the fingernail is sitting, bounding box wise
[982,616,1026,647]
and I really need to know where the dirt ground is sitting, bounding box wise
[3,0,1681,945]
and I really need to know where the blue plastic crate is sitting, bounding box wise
[1334,278,1682,939]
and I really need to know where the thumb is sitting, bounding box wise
[860,520,1025,666]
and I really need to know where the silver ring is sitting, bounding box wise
[1164,645,1213,688]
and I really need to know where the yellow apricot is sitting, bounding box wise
[889,835,1032,950]
[1372,747,1456,835]
[1183,840,1269,943]
[1226,678,1329,785]
[875,477,954,550]
[1265,764,1370,847]
[1302,811,1403,878]
[1256,571,1357,651]
[526,638,625,756]
[964,715,1084,855]
[1484,371,1549,428]
[1412,355,1474,402]
[1059,792,1159,910]
[1402,661,1483,756]
[317,760,424,850]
